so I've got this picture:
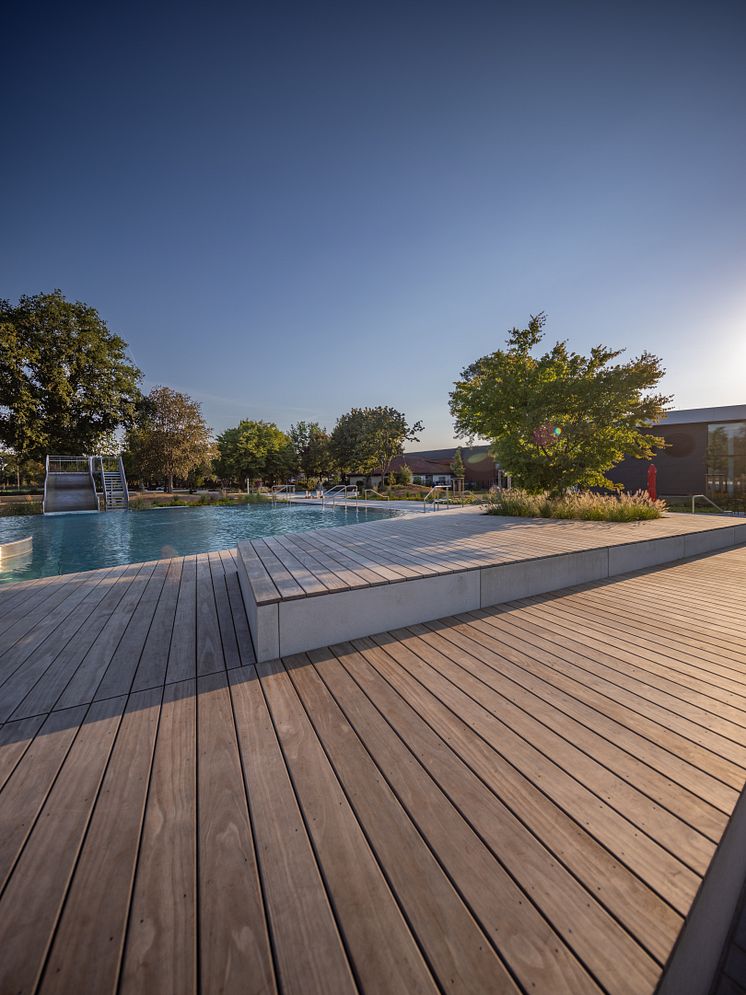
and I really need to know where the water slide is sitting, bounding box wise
[43,459,99,514]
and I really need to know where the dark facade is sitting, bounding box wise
[348,446,498,489]
[612,405,746,503]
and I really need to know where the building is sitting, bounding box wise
[347,446,499,490]
[348,405,746,504]
[612,404,746,503]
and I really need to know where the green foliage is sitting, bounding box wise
[216,420,295,485]
[451,447,465,478]
[128,492,270,510]
[125,386,212,491]
[386,471,397,487]
[396,462,413,485]
[330,406,423,478]
[0,291,141,462]
[450,313,670,494]
[0,501,42,516]
[485,487,665,521]
[289,421,333,479]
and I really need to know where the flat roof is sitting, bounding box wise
[658,404,746,425]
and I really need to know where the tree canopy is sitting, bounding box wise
[288,421,333,479]
[449,313,670,494]
[125,386,212,491]
[216,420,296,485]
[0,291,142,463]
[330,406,423,479]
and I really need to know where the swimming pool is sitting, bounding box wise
[0,503,405,583]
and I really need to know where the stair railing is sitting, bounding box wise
[423,484,451,512]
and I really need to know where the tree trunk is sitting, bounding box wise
[167,474,174,493]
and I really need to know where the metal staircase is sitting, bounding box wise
[98,456,129,510]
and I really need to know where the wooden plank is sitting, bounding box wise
[0,705,87,891]
[0,712,46,792]
[166,555,197,683]
[414,620,722,857]
[354,634,683,965]
[196,671,277,994]
[236,541,281,605]
[257,657,438,995]
[39,687,162,995]
[119,679,197,995]
[219,550,256,666]
[93,560,170,699]
[5,563,146,720]
[0,695,126,995]
[421,617,729,841]
[376,625,700,915]
[0,566,121,689]
[195,555,224,677]
[0,567,114,674]
[131,557,183,691]
[207,552,241,670]
[262,536,332,596]
[56,562,158,709]
[306,647,617,993]
[467,610,746,784]
[228,666,355,995]
[251,539,308,600]
[286,651,523,995]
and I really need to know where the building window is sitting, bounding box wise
[707,422,746,501]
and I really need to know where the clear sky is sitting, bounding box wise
[3,1,745,450]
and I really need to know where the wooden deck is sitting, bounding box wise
[237,508,746,659]
[0,542,745,993]
[238,507,746,604]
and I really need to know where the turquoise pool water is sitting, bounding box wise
[0,503,404,583]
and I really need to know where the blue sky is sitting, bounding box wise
[3,1,745,449]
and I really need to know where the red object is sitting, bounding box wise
[647,464,657,502]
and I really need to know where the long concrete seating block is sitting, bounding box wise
[278,569,481,657]
[607,535,686,575]
[237,514,746,662]
[480,547,609,607]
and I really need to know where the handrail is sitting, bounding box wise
[691,493,726,514]
[322,484,358,507]
[271,484,296,503]
[423,484,451,512]
[362,488,388,501]
[43,455,49,513]
[119,456,129,507]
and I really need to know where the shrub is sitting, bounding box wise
[485,488,665,522]
[396,463,413,485]
[0,501,42,516]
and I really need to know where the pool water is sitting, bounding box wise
[0,503,404,583]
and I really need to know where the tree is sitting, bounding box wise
[215,420,295,486]
[289,421,333,479]
[0,291,141,464]
[125,386,212,492]
[451,447,465,479]
[396,462,413,485]
[449,313,670,494]
[330,406,423,481]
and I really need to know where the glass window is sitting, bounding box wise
[707,422,746,501]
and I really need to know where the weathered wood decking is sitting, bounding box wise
[0,541,745,993]
[237,509,746,659]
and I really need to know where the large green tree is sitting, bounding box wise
[125,386,212,492]
[0,291,142,464]
[216,420,295,486]
[330,406,424,480]
[449,313,670,494]
[289,421,333,479]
